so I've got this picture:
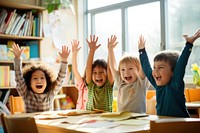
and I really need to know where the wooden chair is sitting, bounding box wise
[1,113,39,133]
[9,95,25,114]
[146,90,156,115]
[150,118,200,133]
[186,88,200,102]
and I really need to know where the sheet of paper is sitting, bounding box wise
[34,113,67,120]
[99,111,133,121]
[79,121,120,128]
[115,119,150,125]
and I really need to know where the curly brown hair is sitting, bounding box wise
[22,62,57,93]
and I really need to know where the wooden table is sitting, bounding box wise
[10,110,159,133]
[8,110,200,133]
[186,101,200,118]
[35,110,153,133]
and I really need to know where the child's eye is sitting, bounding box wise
[41,77,45,80]
[93,72,97,74]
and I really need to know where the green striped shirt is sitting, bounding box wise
[86,80,113,112]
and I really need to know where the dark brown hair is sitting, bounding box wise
[22,62,56,93]
[92,59,107,71]
[154,50,179,71]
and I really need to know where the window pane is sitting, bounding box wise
[127,2,160,63]
[92,10,122,62]
[88,0,130,10]
[167,0,200,77]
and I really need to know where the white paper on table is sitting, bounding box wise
[114,119,150,126]
[79,121,120,128]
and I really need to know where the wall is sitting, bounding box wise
[40,8,78,64]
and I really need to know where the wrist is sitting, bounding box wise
[61,60,68,64]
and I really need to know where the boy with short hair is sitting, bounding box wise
[138,29,200,117]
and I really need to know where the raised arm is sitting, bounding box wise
[107,55,114,85]
[58,45,70,63]
[183,29,200,44]
[107,35,118,78]
[138,35,156,87]
[85,35,101,84]
[71,39,82,82]
[138,35,146,79]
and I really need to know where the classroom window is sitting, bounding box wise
[167,0,200,79]
[86,0,200,83]
[88,0,130,10]
[88,10,122,62]
[127,2,160,62]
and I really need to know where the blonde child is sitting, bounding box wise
[71,39,88,110]
[108,35,147,113]
[86,35,114,112]
[12,43,70,113]
[138,29,200,117]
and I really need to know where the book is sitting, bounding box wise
[0,9,8,33]
[26,41,39,59]
[9,70,16,87]
[9,14,21,35]
[2,10,15,34]
[12,13,26,35]
[0,44,8,60]
[21,46,30,60]
[7,40,15,60]
[0,66,10,87]
[39,12,43,37]
[5,12,17,35]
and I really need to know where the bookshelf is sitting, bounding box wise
[0,1,78,110]
[0,2,45,105]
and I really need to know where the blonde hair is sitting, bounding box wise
[118,55,143,85]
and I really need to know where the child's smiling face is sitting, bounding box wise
[152,61,173,86]
[92,66,107,87]
[30,70,47,93]
[119,61,138,84]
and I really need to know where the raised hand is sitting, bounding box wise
[107,35,118,50]
[11,43,24,59]
[138,35,146,50]
[86,35,101,52]
[71,39,81,54]
[183,29,200,44]
[59,45,70,63]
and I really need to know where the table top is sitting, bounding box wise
[186,101,200,108]
[8,110,190,133]
[9,110,162,133]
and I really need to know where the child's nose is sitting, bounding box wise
[37,78,41,82]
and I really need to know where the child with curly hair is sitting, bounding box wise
[11,43,70,113]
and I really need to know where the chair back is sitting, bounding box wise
[150,118,200,133]
[1,113,39,133]
[9,95,25,114]
[186,88,200,102]
[146,90,156,115]
[146,90,156,100]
